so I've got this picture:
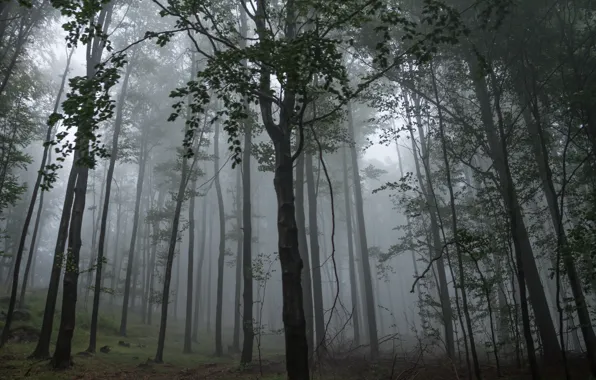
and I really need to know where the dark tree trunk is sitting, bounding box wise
[87,57,133,352]
[214,121,226,357]
[147,189,165,325]
[516,71,596,374]
[206,222,213,332]
[468,55,547,373]
[253,0,309,376]
[304,154,326,353]
[0,49,72,345]
[51,5,114,366]
[120,139,147,336]
[17,48,73,310]
[346,103,379,358]
[232,167,242,352]
[341,146,360,346]
[240,114,254,364]
[295,152,314,359]
[154,56,197,362]
[184,178,197,353]
[192,196,208,341]
[51,155,89,369]
[29,117,81,360]
[431,64,481,378]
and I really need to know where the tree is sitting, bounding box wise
[52,2,116,368]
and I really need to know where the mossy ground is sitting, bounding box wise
[0,290,592,379]
[0,290,286,379]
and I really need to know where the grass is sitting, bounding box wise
[0,290,286,379]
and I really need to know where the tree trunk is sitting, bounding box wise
[305,153,326,353]
[85,165,107,307]
[517,73,596,374]
[346,103,379,358]
[407,93,455,358]
[192,195,208,341]
[432,63,481,378]
[238,5,255,364]
[0,51,71,342]
[296,152,314,359]
[468,55,551,372]
[232,166,242,352]
[214,121,226,357]
[184,178,197,353]
[120,138,147,336]
[147,189,165,325]
[253,0,309,376]
[341,146,361,346]
[87,57,133,352]
[154,56,197,362]
[51,4,114,366]
[206,222,213,332]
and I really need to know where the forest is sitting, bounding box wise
[0,0,594,379]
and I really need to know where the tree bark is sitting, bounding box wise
[87,57,133,352]
[432,63,481,378]
[120,136,147,336]
[154,56,198,362]
[214,121,226,356]
[517,72,596,374]
[341,145,361,345]
[0,48,72,342]
[296,152,315,359]
[346,103,379,358]
[184,178,197,353]
[232,167,242,352]
[305,153,326,353]
[192,195,208,341]
[468,54,552,371]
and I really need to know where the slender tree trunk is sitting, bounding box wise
[468,55,548,373]
[51,5,113,367]
[206,222,213,333]
[341,146,361,346]
[431,63,481,378]
[296,152,314,359]
[2,48,72,328]
[407,93,455,358]
[183,178,197,353]
[305,154,326,353]
[120,140,147,336]
[85,166,107,307]
[517,73,596,374]
[214,121,226,357]
[154,56,198,362]
[147,189,165,325]
[192,195,208,341]
[110,201,122,305]
[232,167,242,352]
[238,5,255,364]
[346,103,379,358]
[87,58,133,352]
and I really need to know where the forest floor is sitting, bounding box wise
[0,291,592,379]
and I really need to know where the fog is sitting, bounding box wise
[1,1,595,379]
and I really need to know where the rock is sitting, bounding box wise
[118,340,131,348]
[100,346,111,353]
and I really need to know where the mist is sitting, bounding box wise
[0,0,595,379]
